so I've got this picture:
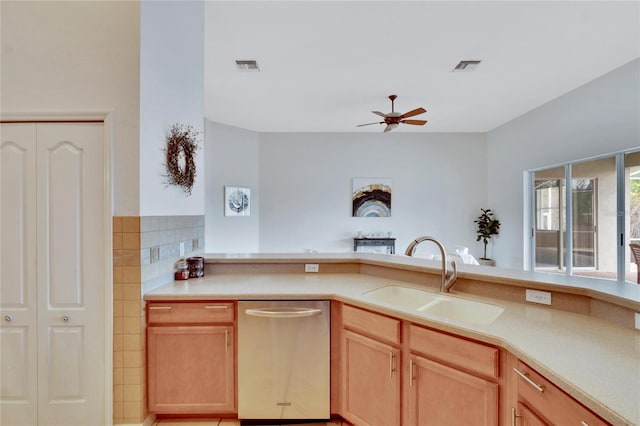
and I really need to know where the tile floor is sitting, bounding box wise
[154,419,347,426]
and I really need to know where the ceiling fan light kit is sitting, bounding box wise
[357,95,427,132]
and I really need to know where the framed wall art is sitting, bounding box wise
[352,178,392,217]
[225,186,251,216]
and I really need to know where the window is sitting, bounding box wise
[529,149,640,283]
[534,167,565,271]
[627,151,640,280]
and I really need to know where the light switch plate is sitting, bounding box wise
[635,313,640,331]
[305,264,319,273]
[526,289,551,305]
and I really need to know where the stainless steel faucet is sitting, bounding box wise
[405,236,458,293]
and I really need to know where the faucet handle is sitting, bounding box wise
[449,259,457,278]
[444,260,458,292]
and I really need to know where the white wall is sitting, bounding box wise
[139,0,205,216]
[258,132,488,257]
[204,121,260,252]
[487,59,640,269]
[0,0,140,215]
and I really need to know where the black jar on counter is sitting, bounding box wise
[187,256,204,278]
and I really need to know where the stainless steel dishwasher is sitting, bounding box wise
[238,300,330,421]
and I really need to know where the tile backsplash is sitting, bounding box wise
[113,215,204,425]
[140,215,205,293]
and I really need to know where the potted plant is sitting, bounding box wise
[474,208,501,266]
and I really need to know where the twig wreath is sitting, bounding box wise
[163,123,200,195]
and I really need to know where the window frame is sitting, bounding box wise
[526,148,639,284]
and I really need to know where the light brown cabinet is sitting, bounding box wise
[408,355,498,426]
[339,304,500,426]
[142,298,616,426]
[146,301,236,414]
[340,304,402,426]
[342,330,401,425]
[513,360,610,426]
[408,324,499,426]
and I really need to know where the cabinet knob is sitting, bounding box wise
[4,315,13,322]
[62,315,69,322]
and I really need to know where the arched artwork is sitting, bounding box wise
[352,178,392,217]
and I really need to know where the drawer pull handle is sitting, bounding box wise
[205,305,229,310]
[514,368,544,393]
[409,359,415,387]
[511,407,521,426]
[389,352,395,378]
[149,306,172,311]
[4,315,13,322]
[245,307,322,318]
[581,422,589,426]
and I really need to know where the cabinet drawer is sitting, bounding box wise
[409,324,499,379]
[147,301,235,324]
[515,361,610,426]
[342,304,401,345]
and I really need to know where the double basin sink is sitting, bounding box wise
[362,285,504,326]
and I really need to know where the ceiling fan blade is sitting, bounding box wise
[383,123,399,132]
[401,107,426,119]
[401,119,427,126]
[372,111,387,118]
[357,122,383,127]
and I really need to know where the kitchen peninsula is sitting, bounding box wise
[145,253,640,426]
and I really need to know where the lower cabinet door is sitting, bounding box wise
[147,325,235,414]
[341,330,401,426]
[408,355,498,426]
[517,402,549,426]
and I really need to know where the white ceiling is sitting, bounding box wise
[204,1,640,133]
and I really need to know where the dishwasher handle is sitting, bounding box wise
[245,307,323,318]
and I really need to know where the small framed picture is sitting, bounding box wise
[224,186,251,216]
[352,177,392,217]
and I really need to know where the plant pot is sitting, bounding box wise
[478,258,495,267]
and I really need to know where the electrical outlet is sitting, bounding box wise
[526,289,551,305]
[635,313,640,331]
[149,246,160,264]
[179,242,185,256]
[305,264,319,273]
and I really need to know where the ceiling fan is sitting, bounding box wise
[357,95,427,132]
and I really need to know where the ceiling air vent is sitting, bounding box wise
[235,60,260,72]
[452,60,481,72]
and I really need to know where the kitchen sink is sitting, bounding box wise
[416,295,504,325]
[362,285,443,309]
[362,285,504,326]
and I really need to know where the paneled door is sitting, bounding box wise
[1,123,38,425]
[341,330,401,426]
[1,122,106,425]
[408,355,498,426]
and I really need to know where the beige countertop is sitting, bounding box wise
[146,271,640,425]
[201,252,640,306]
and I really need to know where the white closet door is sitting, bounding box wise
[0,123,38,426]
[36,123,105,425]
[1,122,107,425]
